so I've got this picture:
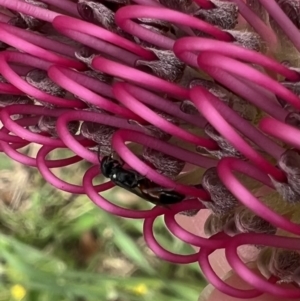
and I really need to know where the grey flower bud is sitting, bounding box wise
[136,49,185,83]
[201,167,238,215]
[25,69,66,98]
[227,30,263,52]
[193,0,238,30]
[38,116,79,137]
[142,147,185,179]
[269,175,300,203]
[278,150,300,195]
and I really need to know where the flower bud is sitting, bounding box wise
[269,175,300,203]
[203,123,245,159]
[38,116,79,137]
[77,0,128,37]
[227,30,263,52]
[25,69,66,98]
[268,248,300,283]
[234,206,277,235]
[285,112,300,129]
[278,150,300,195]
[274,0,300,29]
[158,0,194,13]
[129,110,179,141]
[180,100,199,115]
[8,0,48,30]
[142,147,185,179]
[80,121,116,147]
[201,167,238,215]
[189,78,230,104]
[204,211,234,236]
[0,95,33,107]
[193,0,238,30]
[136,49,185,83]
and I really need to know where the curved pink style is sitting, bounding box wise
[113,82,218,149]
[92,56,189,99]
[0,52,85,108]
[218,158,300,235]
[115,5,233,49]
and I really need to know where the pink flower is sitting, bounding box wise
[0,0,300,300]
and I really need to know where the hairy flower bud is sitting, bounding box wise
[25,69,66,98]
[204,212,234,236]
[193,0,238,30]
[80,121,116,151]
[190,78,230,104]
[180,100,199,115]
[77,0,129,37]
[142,147,185,179]
[270,175,300,203]
[158,0,194,13]
[8,0,48,30]
[38,116,79,137]
[234,206,277,235]
[129,111,179,141]
[274,0,300,29]
[268,249,300,283]
[278,150,300,195]
[136,49,185,83]
[201,167,238,215]
[0,95,33,107]
[227,30,263,52]
[203,123,245,159]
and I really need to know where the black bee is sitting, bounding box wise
[100,153,185,206]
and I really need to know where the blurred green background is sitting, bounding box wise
[0,147,206,301]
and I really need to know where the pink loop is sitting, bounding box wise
[190,86,285,181]
[164,209,228,249]
[112,129,216,199]
[0,105,88,147]
[0,23,84,69]
[259,117,300,150]
[56,110,145,164]
[36,145,108,194]
[52,15,154,61]
[0,22,83,62]
[173,37,299,80]
[0,52,85,108]
[48,66,143,122]
[198,237,264,299]
[217,158,300,235]
[144,202,201,263]
[115,5,233,49]
[83,165,166,218]
[0,0,60,22]
[92,56,189,99]
[122,83,207,128]
[226,233,300,297]
[197,52,300,111]
[0,83,24,95]
[113,82,218,149]
[47,66,114,99]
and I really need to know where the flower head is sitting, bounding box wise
[1,0,300,300]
